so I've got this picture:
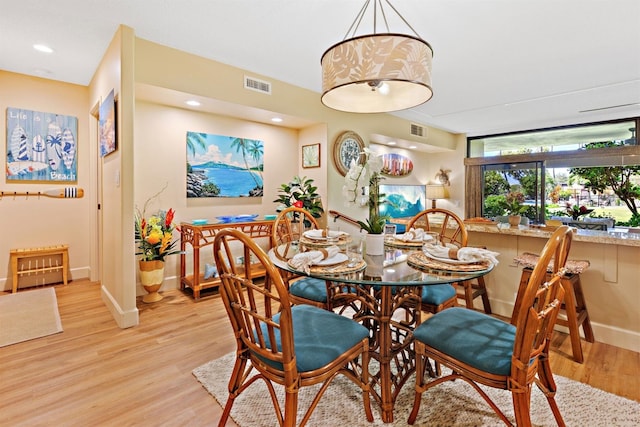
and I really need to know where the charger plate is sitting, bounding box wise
[407,252,490,272]
[299,235,351,248]
[385,238,425,249]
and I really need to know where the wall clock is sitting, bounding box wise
[333,131,365,176]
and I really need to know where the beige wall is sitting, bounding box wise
[0,70,92,291]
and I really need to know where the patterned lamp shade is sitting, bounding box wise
[321,33,433,113]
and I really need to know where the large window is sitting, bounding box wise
[465,118,640,226]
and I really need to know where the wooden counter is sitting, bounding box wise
[179,219,273,300]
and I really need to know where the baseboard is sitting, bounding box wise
[489,298,640,353]
[101,284,139,328]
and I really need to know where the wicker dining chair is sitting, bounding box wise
[408,225,573,427]
[271,206,334,309]
[406,208,468,313]
[213,228,373,427]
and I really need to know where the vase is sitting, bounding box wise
[508,215,521,227]
[139,260,165,303]
[365,233,385,256]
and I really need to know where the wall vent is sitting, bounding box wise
[244,76,272,94]
[410,123,427,138]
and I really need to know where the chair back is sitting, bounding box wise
[272,207,320,246]
[407,208,468,247]
[511,226,572,382]
[213,228,297,376]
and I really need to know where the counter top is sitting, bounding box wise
[464,222,640,247]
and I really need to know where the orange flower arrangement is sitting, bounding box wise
[135,207,181,261]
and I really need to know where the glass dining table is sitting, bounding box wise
[269,236,494,423]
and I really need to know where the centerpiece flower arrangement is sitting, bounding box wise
[343,147,389,234]
[134,207,181,261]
[566,203,593,220]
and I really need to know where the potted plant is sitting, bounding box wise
[343,148,389,254]
[274,176,324,226]
[566,203,593,220]
[499,191,528,227]
[135,201,181,303]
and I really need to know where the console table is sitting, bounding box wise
[179,220,273,300]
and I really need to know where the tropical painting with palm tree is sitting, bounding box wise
[186,131,264,198]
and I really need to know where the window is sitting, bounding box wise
[465,118,640,225]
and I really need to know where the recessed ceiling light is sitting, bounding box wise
[185,100,201,107]
[33,44,54,53]
[271,117,283,123]
[387,141,397,146]
[409,145,417,149]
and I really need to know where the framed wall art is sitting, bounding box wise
[302,143,320,168]
[99,89,116,157]
[6,107,78,182]
[186,131,264,198]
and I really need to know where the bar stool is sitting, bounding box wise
[512,252,595,363]
[456,245,492,314]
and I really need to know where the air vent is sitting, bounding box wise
[410,123,427,138]
[244,76,272,94]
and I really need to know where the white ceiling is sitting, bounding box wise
[1,0,639,137]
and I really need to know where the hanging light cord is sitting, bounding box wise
[343,0,422,40]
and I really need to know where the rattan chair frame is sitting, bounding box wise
[214,228,373,427]
[408,226,573,427]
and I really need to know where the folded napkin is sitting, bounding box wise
[423,244,500,266]
[383,254,408,267]
[290,245,340,273]
[397,228,433,242]
[303,229,346,239]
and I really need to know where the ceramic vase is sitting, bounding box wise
[139,259,165,303]
[365,233,385,256]
[508,215,521,227]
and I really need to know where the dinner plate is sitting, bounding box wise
[303,230,347,241]
[422,251,479,265]
[314,252,348,266]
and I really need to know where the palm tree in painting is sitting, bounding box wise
[186,132,207,157]
[229,137,262,188]
[247,140,264,182]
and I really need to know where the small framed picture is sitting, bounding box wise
[302,143,320,168]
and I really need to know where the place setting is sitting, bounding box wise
[384,227,439,249]
[408,243,500,272]
[298,228,351,248]
[287,244,366,275]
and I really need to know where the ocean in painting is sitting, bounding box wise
[200,167,263,197]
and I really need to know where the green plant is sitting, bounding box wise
[499,191,529,216]
[273,176,324,219]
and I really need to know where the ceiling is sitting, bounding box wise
[1,0,639,138]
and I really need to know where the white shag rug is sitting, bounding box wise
[0,287,63,347]
[194,352,640,427]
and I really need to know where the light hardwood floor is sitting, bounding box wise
[0,280,638,426]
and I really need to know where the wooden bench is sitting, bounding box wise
[9,245,69,293]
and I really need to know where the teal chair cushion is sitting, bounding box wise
[414,307,516,376]
[421,284,456,305]
[257,305,369,372]
[289,277,328,302]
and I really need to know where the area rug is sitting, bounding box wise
[0,287,63,347]
[194,352,640,426]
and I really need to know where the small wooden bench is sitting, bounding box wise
[10,245,69,293]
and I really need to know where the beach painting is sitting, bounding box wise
[186,131,264,198]
[6,107,78,182]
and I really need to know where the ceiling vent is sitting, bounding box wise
[410,123,427,138]
[244,76,272,95]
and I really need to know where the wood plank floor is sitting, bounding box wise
[0,280,638,426]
